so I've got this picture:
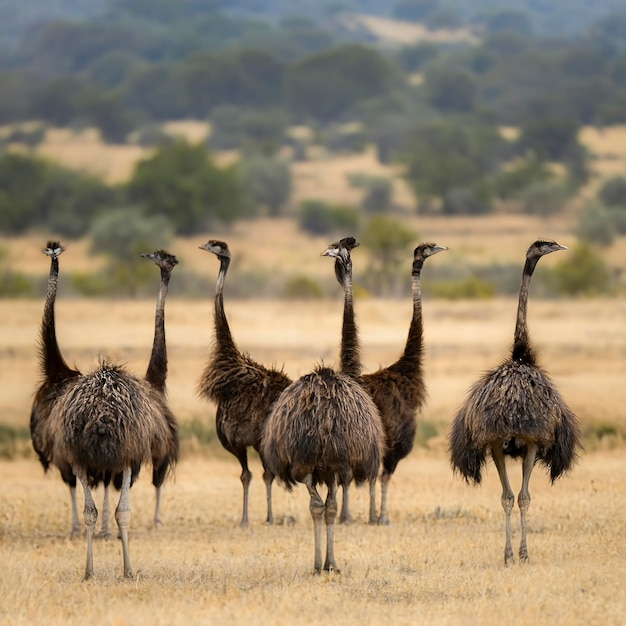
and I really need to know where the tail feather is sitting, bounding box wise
[544,408,582,483]
[449,411,486,485]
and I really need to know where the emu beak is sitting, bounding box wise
[431,245,448,254]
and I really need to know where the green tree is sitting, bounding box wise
[516,116,581,161]
[128,140,242,234]
[286,45,403,122]
[551,242,613,296]
[577,204,615,245]
[361,215,416,296]
[238,154,292,216]
[88,206,174,296]
[0,153,115,237]
[392,0,439,22]
[297,200,359,236]
[402,120,507,210]
[598,176,626,207]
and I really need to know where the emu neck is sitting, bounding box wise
[145,269,170,392]
[512,256,539,363]
[214,256,238,358]
[40,256,76,383]
[339,262,361,380]
[399,263,424,368]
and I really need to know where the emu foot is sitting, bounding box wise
[339,514,353,526]
[519,549,529,563]
[504,550,515,566]
[377,515,390,526]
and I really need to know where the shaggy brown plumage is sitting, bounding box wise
[449,239,582,565]
[197,240,292,526]
[40,248,179,580]
[139,250,180,527]
[30,242,83,535]
[359,242,447,525]
[262,239,384,573]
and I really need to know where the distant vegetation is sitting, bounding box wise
[1,0,625,298]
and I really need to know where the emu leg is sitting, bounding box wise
[378,472,391,525]
[366,478,377,524]
[304,474,325,574]
[100,482,112,539]
[154,485,163,528]
[324,477,340,573]
[75,469,97,580]
[69,485,81,538]
[519,443,538,563]
[152,459,169,527]
[115,468,134,579]
[492,445,515,565]
[262,467,274,525]
[339,480,353,525]
[237,451,252,528]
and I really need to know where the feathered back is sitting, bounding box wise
[262,366,384,489]
[47,358,176,473]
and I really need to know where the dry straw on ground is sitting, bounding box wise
[1,293,626,624]
[1,451,625,625]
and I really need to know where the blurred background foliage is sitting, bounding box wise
[1,0,626,297]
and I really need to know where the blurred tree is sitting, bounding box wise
[518,180,571,216]
[598,176,626,207]
[516,115,581,161]
[128,140,242,234]
[577,204,615,245]
[285,44,403,122]
[395,43,440,73]
[361,215,416,296]
[0,153,116,237]
[402,119,507,211]
[238,154,292,216]
[347,173,394,213]
[88,206,174,296]
[392,0,439,22]
[423,64,477,113]
[550,242,613,296]
[485,9,533,35]
[297,200,359,236]
[493,155,552,200]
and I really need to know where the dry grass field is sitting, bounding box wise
[2,120,626,624]
[1,288,626,624]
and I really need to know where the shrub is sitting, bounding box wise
[550,241,613,296]
[283,275,324,299]
[432,275,496,299]
[519,180,571,216]
[347,173,393,213]
[598,176,626,207]
[238,154,292,217]
[576,204,615,245]
[442,185,492,215]
[298,200,359,235]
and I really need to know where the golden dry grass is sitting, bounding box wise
[1,449,625,625]
[1,282,626,623]
[3,294,626,431]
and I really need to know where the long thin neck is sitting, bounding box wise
[339,260,361,379]
[214,256,239,358]
[145,268,171,392]
[512,256,539,363]
[39,256,76,383]
[399,261,424,367]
